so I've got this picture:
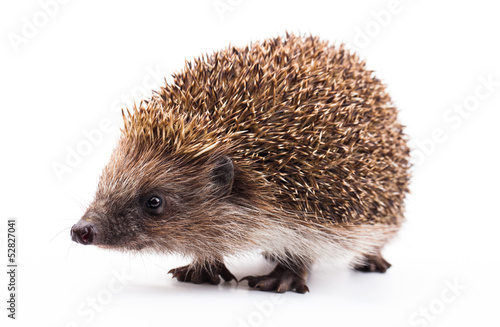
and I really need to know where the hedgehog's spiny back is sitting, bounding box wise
[124,34,410,227]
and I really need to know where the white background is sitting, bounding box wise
[1,0,499,326]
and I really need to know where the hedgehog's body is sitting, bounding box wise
[71,34,410,293]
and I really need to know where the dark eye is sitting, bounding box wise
[146,196,162,209]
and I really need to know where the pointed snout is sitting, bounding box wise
[71,220,96,245]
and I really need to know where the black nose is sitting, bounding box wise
[71,220,95,245]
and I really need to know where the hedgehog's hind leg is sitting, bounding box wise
[169,259,236,285]
[353,250,392,273]
[241,261,310,293]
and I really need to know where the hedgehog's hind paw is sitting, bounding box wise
[240,264,309,294]
[354,253,392,273]
[168,261,236,285]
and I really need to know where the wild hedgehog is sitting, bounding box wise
[71,34,410,293]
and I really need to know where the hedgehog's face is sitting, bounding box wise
[71,141,236,253]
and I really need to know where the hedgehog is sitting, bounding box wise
[70,34,410,293]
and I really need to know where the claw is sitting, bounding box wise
[239,276,256,287]
[220,265,237,283]
[168,262,236,285]
[241,264,309,293]
[354,252,391,273]
[295,284,310,294]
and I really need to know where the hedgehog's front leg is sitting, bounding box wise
[241,262,310,293]
[169,260,236,285]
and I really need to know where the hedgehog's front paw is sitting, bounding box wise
[241,264,309,293]
[354,252,392,273]
[168,261,236,285]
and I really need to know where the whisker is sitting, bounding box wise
[65,242,74,262]
[47,226,72,245]
[144,255,169,272]
[66,191,90,212]
[140,253,147,276]
[46,219,79,221]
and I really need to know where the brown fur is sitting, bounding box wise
[79,34,410,292]
[123,33,410,227]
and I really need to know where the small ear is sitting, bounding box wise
[211,156,234,197]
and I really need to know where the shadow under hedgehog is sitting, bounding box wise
[71,33,410,293]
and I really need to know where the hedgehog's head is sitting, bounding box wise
[70,107,254,255]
